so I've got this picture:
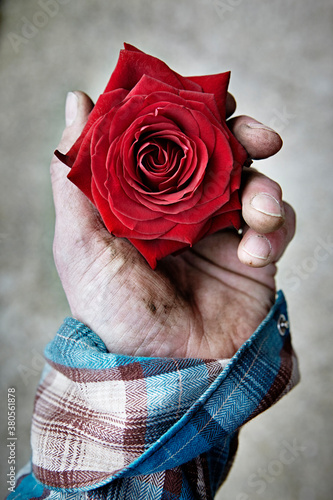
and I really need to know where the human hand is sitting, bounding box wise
[51,91,295,359]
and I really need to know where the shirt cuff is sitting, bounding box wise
[30,290,299,493]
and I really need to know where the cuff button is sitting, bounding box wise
[277,314,289,336]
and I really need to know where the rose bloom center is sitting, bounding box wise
[136,137,187,193]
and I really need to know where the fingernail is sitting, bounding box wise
[246,121,276,133]
[243,235,272,260]
[65,91,78,127]
[250,193,283,217]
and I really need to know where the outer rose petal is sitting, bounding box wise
[57,89,129,167]
[104,44,202,94]
[187,72,230,119]
[128,237,190,269]
[126,74,182,99]
[65,120,106,202]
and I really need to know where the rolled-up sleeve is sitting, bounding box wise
[11,291,299,500]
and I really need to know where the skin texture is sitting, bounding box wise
[51,91,295,359]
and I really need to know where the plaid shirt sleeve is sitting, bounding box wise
[9,291,299,500]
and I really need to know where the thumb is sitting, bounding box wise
[51,90,94,198]
[57,90,94,156]
[51,91,107,264]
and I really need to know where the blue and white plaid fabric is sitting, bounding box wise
[9,291,299,499]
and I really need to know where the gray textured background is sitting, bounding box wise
[1,0,332,498]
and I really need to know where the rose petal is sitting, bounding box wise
[127,237,190,269]
[67,120,107,202]
[105,44,202,94]
[179,90,221,122]
[157,218,209,243]
[126,74,181,99]
[187,72,230,118]
[64,89,128,165]
[91,178,176,239]
[90,127,111,199]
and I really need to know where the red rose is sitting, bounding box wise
[56,44,247,268]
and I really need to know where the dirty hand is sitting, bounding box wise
[51,91,295,359]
